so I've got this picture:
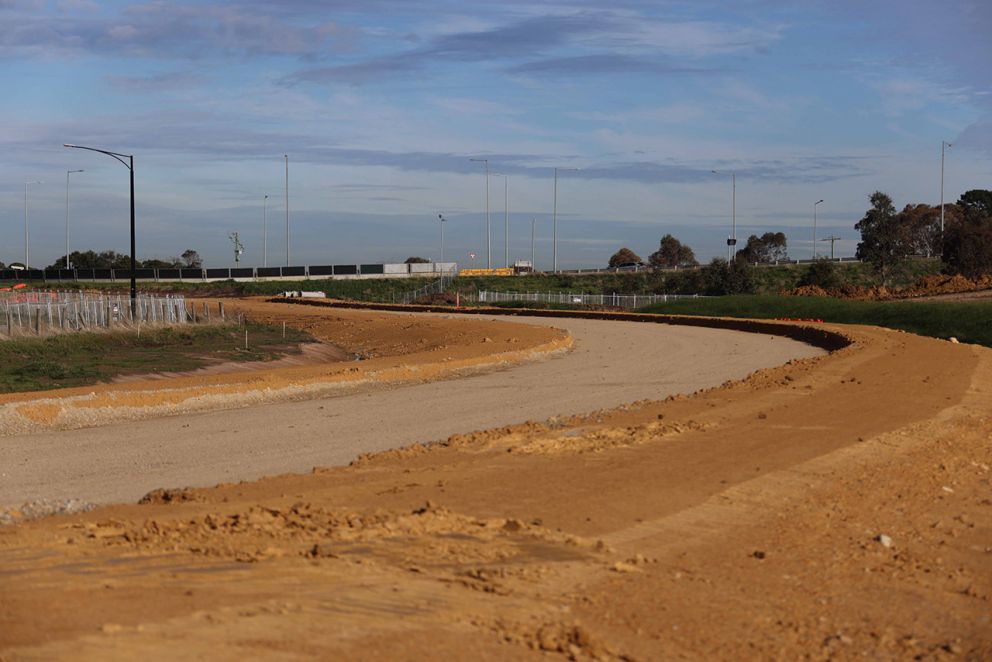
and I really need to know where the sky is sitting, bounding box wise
[1,0,991,270]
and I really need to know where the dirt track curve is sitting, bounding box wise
[0,303,821,506]
[1,300,989,660]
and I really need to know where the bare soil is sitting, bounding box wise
[0,302,989,660]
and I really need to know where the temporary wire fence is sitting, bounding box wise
[472,290,703,309]
[0,291,191,338]
[390,276,453,304]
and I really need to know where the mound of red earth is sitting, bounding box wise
[785,273,992,300]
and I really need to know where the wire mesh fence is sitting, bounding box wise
[390,276,453,304]
[0,291,190,338]
[473,290,703,309]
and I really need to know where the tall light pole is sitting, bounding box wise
[263,194,269,268]
[64,143,136,314]
[552,167,579,272]
[24,180,42,269]
[284,154,290,267]
[438,214,446,264]
[493,173,510,268]
[531,218,536,269]
[813,199,824,259]
[65,169,83,268]
[711,170,736,261]
[940,140,952,237]
[469,158,490,269]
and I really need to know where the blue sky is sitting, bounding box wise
[1,0,990,269]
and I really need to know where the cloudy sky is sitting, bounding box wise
[2,0,990,269]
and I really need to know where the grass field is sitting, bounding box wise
[0,322,313,393]
[641,295,992,348]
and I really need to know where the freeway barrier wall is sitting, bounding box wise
[0,262,459,284]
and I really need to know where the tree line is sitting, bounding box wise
[607,188,992,284]
[856,189,992,283]
[608,231,787,270]
[0,249,204,272]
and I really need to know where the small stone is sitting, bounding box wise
[949,337,959,344]
[752,550,767,559]
[875,534,893,548]
[941,486,955,493]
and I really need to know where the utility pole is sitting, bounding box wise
[820,235,841,260]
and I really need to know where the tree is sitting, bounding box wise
[648,234,697,268]
[957,189,992,218]
[142,258,181,269]
[181,249,203,268]
[404,256,431,264]
[735,232,788,264]
[855,191,906,285]
[943,190,992,278]
[799,258,843,290]
[608,247,642,268]
[702,258,755,295]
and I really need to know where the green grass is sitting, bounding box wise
[0,322,314,393]
[640,295,992,347]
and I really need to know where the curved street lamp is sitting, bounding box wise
[64,143,136,315]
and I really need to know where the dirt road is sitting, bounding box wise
[1,304,988,660]
[0,311,821,506]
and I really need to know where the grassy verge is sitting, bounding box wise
[640,295,992,348]
[0,323,314,393]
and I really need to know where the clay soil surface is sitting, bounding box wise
[0,302,989,660]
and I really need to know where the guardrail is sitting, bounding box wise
[473,290,703,309]
[0,262,458,283]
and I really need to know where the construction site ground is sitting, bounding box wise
[0,298,989,660]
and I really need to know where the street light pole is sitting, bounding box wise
[438,214,446,264]
[711,170,736,261]
[263,194,269,268]
[503,175,509,268]
[552,167,579,272]
[531,218,536,269]
[813,199,824,259]
[284,154,290,267]
[24,180,42,268]
[65,169,84,268]
[63,143,137,316]
[469,158,491,269]
[940,140,952,237]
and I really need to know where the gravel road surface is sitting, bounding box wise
[0,315,822,506]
